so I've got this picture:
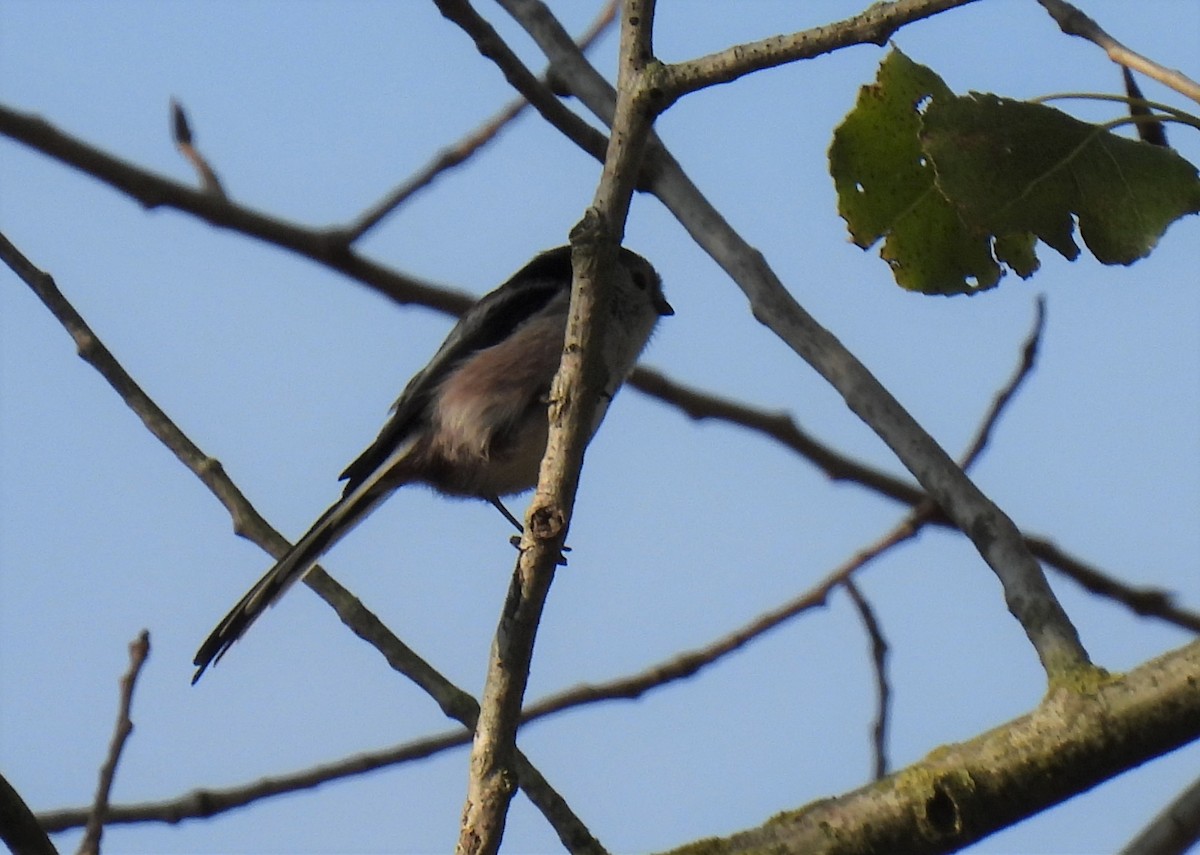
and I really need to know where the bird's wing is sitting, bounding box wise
[338,248,573,494]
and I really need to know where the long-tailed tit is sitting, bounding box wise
[193,246,671,682]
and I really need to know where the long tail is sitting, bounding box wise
[192,470,400,683]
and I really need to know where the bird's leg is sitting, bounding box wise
[489,496,525,533]
[489,496,569,566]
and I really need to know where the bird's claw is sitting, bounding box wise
[508,534,570,566]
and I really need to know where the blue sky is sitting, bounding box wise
[2,2,1198,853]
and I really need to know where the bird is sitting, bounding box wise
[192,246,671,682]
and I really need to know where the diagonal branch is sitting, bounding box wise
[344,0,618,242]
[501,0,1092,681]
[6,99,1186,638]
[1120,771,1200,855]
[0,232,603,855]
[0,103,466,313]
[1036,0,1200,104]
[694,640,1200,854]
[629,367,925,502]
[660,0,982,104]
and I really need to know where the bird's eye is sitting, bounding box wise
[631,271,649,291]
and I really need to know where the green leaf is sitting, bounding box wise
[829,49,1200,295]
[921,93,1200,266]
[830,49,1004,294]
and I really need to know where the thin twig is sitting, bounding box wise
[430,0,610,175]
[631,366,1200,632]
[344,0,618,242]
[660,0,983,104]
[959,296,1046,469]
[0,104,465,313]
[1123,68,1169,147]
[843,581,891,781]
[825,294,1047,776]
[79,631,151,855]
[170,99,227,198]
[1036,0,1200,105]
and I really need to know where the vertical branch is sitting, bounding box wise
[455,4,661,853]
[79,631,151,855]
[843,581,891,780]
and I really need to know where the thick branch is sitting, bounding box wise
[666,640,1200,855]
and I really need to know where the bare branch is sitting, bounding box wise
[959,296,1045,469]
[170,99,227,198]
[79,631,151,855]
[1037,0,1200,104]
[40,638,1200,853]
[452,0,663,848]
[503,0,1092,682]
[629,370,1200,634]
[0,233,602,855]
[0,103,467,313]
[1120,772,1200,855]
[704,640,1200,854]
[4,99,1177,636]
[630,367,923,501]
[843,581,891,781]
[431,0,610,170]
[344,0,618,241]
[35,534,869,836]
[660,0,982,104]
